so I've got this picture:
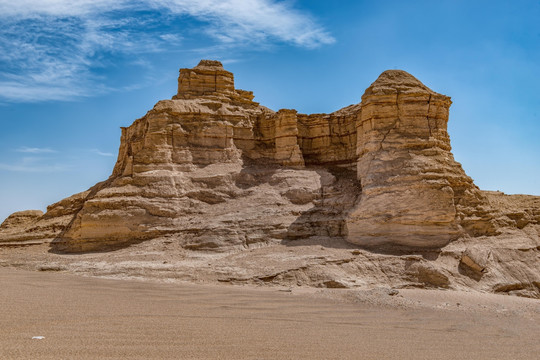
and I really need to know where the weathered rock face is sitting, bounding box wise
[345,70,491,248]
[0,210,43,230]
[297,105,359,168]
[46,60,312,252]
[176,59,235,97]
[0,60,532,253]
[0,191,90,244]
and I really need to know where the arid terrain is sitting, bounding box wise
[1,267,540,359]
[1,60,539,358]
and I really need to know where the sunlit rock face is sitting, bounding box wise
[176,59,236,97]
[296,106,359,169]
[52,60,308,252]
[2,60,518,253]
[345,70,491,248]
[0,210,43,230]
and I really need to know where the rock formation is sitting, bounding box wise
[0,210,43,230]
[346,70,492,249]
[0,60,536,255]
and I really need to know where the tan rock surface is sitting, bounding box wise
[346,70,495,248]
[0,190,91,244]
[1,60,539,298]
[0,210,43,230]
[297,105,358,168]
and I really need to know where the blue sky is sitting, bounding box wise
[0,0,539,221]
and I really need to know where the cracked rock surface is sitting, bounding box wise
[347,70,492,248]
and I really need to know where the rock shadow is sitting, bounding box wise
[234,157,281,190]
[360,246,442,260]
[457,261,485,282]
[283,166,362,250]
[48,179,114,254]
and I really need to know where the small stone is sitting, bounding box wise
[322,280,348,289]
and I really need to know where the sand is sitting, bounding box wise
[1,267,539,359]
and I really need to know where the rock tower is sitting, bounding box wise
[346,70,488,248]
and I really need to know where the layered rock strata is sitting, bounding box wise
[346,71,492,248]
[1,60,528,253]
[0,210,43,230]
[296,106,359,168]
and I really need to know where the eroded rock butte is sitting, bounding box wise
[1,60,538,256]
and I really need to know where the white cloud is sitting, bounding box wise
[16,146,58,154]
[0,0,334,102]
[149,0,335,48]
[0,163,67,172]
[90,149,114,157]
[0,156,67,172]
[0,1,333,47]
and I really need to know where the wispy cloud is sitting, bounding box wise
[0,163,67,172]
[16,146,58,154]
[0,0,334,102]
[90,149,114,157]
[0,156,67,172]
[1,147,117,172]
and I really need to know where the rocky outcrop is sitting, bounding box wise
[254,109,304,167]
[296,105,359,168]
[0,210,43,230]
[175,59,235,97]
[0,190,90,244]
[345,70,493,248]
[46,60,310,252]
[0,60,535,255]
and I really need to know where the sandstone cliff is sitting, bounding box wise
[1,60,539,297]
[346,70,496,249]
[0,60,535,251]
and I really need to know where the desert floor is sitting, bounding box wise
[1,267,539,359]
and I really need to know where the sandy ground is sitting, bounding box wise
[1,267,539,359]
